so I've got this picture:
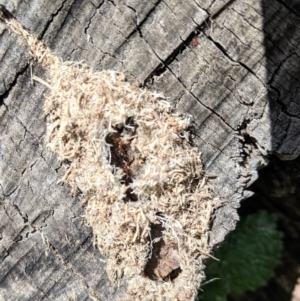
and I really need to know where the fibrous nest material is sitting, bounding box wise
[2,11,219,301]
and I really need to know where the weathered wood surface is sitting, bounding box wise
[0,0,299,300]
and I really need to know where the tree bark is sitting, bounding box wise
[0,0,299,300]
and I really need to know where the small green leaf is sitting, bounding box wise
[199,211,283,301]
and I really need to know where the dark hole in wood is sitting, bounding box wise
[105,117,138,202]
[144,218,182,282]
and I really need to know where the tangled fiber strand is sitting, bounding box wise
[2,12,220,301]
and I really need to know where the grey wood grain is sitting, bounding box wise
[0,0,299,300]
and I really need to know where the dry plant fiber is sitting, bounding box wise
[0,7,219,301]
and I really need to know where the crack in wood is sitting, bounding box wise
[39,0,71,39]
[0,64,29,108]
[46,237,103,301]
[275,0,300,19]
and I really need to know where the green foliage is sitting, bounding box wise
[199,211,283,301]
